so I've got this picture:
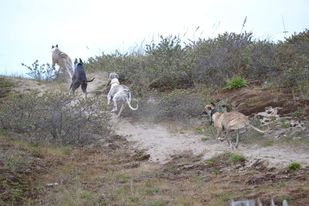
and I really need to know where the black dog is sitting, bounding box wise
[69,58,95,98]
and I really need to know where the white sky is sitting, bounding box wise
[0,0,308,76]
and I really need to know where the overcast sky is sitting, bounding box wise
[0,0,308,76]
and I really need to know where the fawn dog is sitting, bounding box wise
[107,72,138,117]
[51,44,74,80]
[204,103,265,149]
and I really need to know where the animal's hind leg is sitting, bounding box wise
[111,99,118,113]
[107,94,112,104]
[81,83,87,99]
[70,82,80,96]
[235,129,240,148]
[216,128,224,141]
[226,131,235,150]
[117,103,126,117]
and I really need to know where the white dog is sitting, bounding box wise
[107,73,138,117]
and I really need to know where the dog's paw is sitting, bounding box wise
[217,137,225,142]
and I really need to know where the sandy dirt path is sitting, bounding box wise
[112,117,309,168]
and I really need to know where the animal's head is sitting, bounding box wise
[109,72,119,80]
[204,102,216,116]
[74,58,84,69]
[51,44,58,52]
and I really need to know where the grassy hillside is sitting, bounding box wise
[0,30,308,205]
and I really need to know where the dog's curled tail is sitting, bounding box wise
[249,124,266,133]
[126,91,138,111]
[87,77,95,82]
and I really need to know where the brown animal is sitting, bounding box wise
[204,103,265,149]
[51,44,74,80]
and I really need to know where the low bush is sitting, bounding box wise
[0,93,111,145]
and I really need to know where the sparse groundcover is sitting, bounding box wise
[0,77,14,100]
[0,135,46,205]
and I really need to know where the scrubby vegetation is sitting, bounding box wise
[86,30,309,96]
[0,93,110,145]
[21,60,55,81]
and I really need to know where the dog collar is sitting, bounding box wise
[210,108,218,125]
[111,78,120,85]
[210,108,218,117]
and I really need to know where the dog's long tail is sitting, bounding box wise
[87,77,95,82]
[249,124,266,133]
[126,91,138,111]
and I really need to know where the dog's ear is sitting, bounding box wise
[51,45,54,49]
[74,58,78,65]
[205,104,213,111]
[79,58,83,64]
[56,44,58,48]
[210,102,216,107]
[206,105,212,111]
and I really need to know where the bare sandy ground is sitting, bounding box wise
[112,117,309,168]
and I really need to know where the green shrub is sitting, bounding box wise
[287,162,301,172]
[228,153,246,164]
[224,76,247,89]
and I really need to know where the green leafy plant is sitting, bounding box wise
[224,76,247,89]
[287,162,301,172]
[228,153,246,164]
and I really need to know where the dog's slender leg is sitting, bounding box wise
[107,94,111,105]
[117,103,126,117]
[111,99,118,113]
[226,130,234,149]
[217,128,224,141]
[81,83,87,99]
[235,129,240,148]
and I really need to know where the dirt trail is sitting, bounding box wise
[112,118,223,163]
[112,117,309,168]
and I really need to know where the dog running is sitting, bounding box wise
[69,58,95,98]
[204,103,265,149]
[107,72,138,117]
[51,44,74,80]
